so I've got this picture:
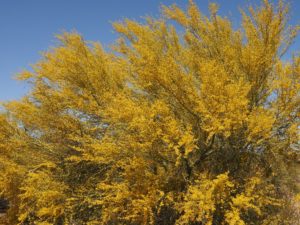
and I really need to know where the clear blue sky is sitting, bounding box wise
[0,0,299,101]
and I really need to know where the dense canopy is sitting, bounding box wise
[0,0,299,224]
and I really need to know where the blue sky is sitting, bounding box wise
[0,0,299,101]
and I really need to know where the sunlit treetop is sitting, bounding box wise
[0,0,299,224]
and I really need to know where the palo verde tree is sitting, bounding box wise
[0,0,299,224]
